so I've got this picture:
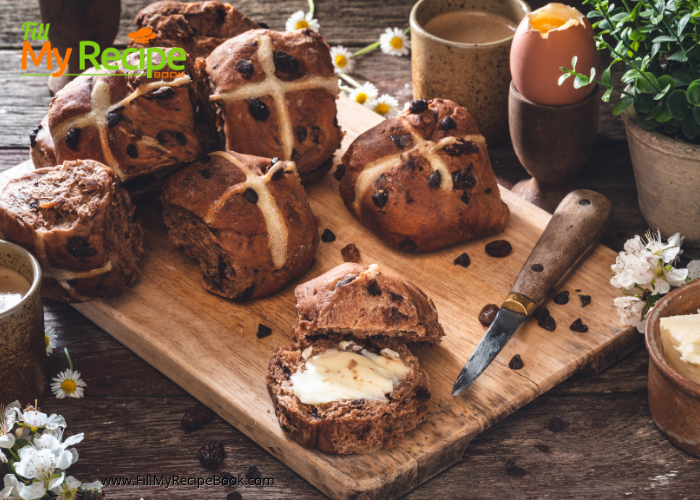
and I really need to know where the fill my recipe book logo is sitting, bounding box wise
[20,22,186,78]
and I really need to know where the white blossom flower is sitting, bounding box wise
[348,82,378,107]
[0,402,20,463]
[81,480,103,491]
[13,446,72,498]
[0,474,24,499]
[330,46,354,74]
[51,370,86,399]
[45,327,57,356]
[651,266,688,295]
[371,94,399,118]
[646,230,683,264]
[614,296,646,332]
[687,260,700,281]
[32,431,83,467]
[285,11,320,32]
[380,28,410,56]
[51,476,81,500]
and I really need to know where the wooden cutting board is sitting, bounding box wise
[1,96,640,500]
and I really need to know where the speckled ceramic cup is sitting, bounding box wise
[410,0,530,145]
[0,239,46,405]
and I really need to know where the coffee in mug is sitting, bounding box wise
[422,11,517,45]
[0,266,31,313]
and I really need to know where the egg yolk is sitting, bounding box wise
[527,3,584,38]
[529,17,569,33]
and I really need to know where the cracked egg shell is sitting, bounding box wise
[510,3,599,106]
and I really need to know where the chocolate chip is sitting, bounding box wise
[156,130,170,144]
[367,279,382,296]
[244,188,258,203]
[335,274,359,288]
[485,240,512,257]
[452,168,477,190]
[216,7,227,23]
[341,243,361,263]
[197,440,224,470]
[181,407,214,432]
[29,125,41,148]
[485,188,492,194]
[548,417,564,433]
[294,125,308,142]
[553,291,569,305]
[439,116,456,131]
[66,236,97,260]
[509,354,524,370]
[570,318,589,333]
[149,86,175,99]
[236,59,254,79]
[248,98,270,121]
[537,307,550,321]
[445,141,480,157]
[461,192,470,204]
[478,304,499,327]
[199,169,212,179]
[273,51,299,73]
[575,289,581,292]
[334,164,346,181]
[236,284,255,300]
[453,253,470,268]
[389,134,413,149]
[174,131,187,145]
[390,292,403,303]
[399,238,416,251]
[256,324,272,338]
[65,128,80,150]
[227,492,243,500]
[321,229,336,242]
[106,111,122,129]
[409,99,428,114]
[428,170,441,188]
[579,294,591,307]
[506,464,526,477]
[245,465,262,480]
[536,444,549,453]
[257,21,269,29]
[372,189,388,208]
[538,315,556,332]
[199,154,211,164]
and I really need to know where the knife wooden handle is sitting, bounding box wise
[509,189,613,309]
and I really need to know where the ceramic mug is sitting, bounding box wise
[410,0,531,145]
[0,239,47,405]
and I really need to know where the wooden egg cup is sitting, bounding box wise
[508,81,600,213]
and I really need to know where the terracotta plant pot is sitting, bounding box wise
[645,280,700,458]
[622,107,700,248]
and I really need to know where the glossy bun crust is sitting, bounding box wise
[339,99,510,252]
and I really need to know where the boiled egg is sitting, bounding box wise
[510,3,599,106]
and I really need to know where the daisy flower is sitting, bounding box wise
[371,94,399,118]
[380,28,410,57]
[286,11,320,32]
[330,46,354,74]
[349,82,378,107]
[45,327,57,355]
[51,369,86,399]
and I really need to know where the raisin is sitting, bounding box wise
[65,128,80,150]
[537,307,550,321]
[461,192,471,204]
[400,238,416,251]
[553,291,569,305]
[485,188,492,194]
[181,407,214,432]
[236,284,255,300]
[29,200,38,209]
[389,134,413,149]
[350,399,365,407]
[257,21,269,29]
[29,125,41,148]
[216,7,227,23]
[334,164,346,180]
[372,189,388,208]
[443,141,479,157]
[107,111,122,128]
[390,292,403,303]
[236,59,254,79]
[248,98,269,121]
[273,51,299,73]
[341,243,361,263]
[538,315,556,332]
[536,444,549,453]
[409,99,428,114]
[294,125,308,142]
[569,318,589,333]
[321,229,336,242]
[172,132,186,145]
[199,154,211,164]
[244,188,258,203]
[149,86,175,99]
[199,169,212,179]
[548,417,564,433]
[453,253,470,268]
[197,440,224,470]
[335,274,359,288]
[256,323,272,338]
[452,168,476,190]
[221,471,235,482]
[428,170,441,188]
[506,464,526,477]
[439,116,456,131]
[66,236,97,260]
[367,279,382,296]
[485,240,512,257]
[579,294,592,307]
[509,354,524,370]
[245,465,262,480]
[478,304,499,327]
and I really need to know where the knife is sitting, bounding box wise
[452,189,613,396]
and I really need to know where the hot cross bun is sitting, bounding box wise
[0,160,143,303]
[204,29,342,184]
[47,48,203,193]
[338,99,510,252]
[162,151,319,299]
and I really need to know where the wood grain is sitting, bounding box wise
[1,96,638,500]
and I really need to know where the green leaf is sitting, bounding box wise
[602,87,613,103]
[657,74,676,93]
[655,104,673,122]
[673,68,695,86]
[652,35,677,42]
[668,89,689,119]
[683,113,700,138]
[651,42,661,59]
[688,81,700,105]
[613,96,635,115]
[622,69,640,84]
[664,123,680,134]
[574,75,590,89]
[558,73,571,86]
[693,105,700,124]
[637,73,659,93]
[654,83,672,100]
[679,12,692,34]
[587,10,604,19]
[635,93,655,113]
[590,67,596,80]
[667,50,689,62]
[602,67,613,86]
[571,55,578,71]
[647,101,663,119]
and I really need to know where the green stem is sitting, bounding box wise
[338,73,362,88]
[647,0,697,72]
[308,0,315,17]
[560,68,635,97]
[8,447,20,461]
[593,0,639,56]
[351,41,380,58]
[599,40,660,92]
[64,347,74,372]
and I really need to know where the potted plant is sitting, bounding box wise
[559,0,700,247]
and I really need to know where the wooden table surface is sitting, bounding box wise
[2,1,699,498]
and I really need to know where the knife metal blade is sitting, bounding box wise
[452,307,528,396]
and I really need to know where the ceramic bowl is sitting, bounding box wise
[645,279,700,457]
